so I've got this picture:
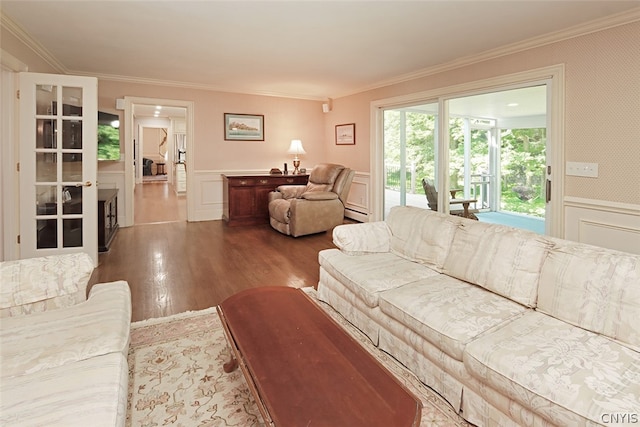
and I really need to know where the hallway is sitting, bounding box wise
[134,182,186,224]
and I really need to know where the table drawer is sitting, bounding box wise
[227,178,256,186]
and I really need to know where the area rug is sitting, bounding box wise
[127,288,472,426]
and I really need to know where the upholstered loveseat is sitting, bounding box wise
[318,206,640,426]
[0,253,131,426]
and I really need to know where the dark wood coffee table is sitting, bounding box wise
[218,286,422,427]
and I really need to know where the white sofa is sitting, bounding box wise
[318,206,640,426]
[0,253,131,427]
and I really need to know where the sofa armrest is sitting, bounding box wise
[0,253,94,318]
[332,222,392,255]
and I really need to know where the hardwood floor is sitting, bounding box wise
[88,182,337,322]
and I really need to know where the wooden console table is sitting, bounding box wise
[222,174,308,226]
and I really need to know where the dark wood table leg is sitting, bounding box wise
[223,357,238,373]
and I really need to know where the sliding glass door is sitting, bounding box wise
[381,84,549,235]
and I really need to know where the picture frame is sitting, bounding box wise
[224,113,264,141]
[335,123,355,145]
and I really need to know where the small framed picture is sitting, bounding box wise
[335,123,355,145]
[224,113,264,141]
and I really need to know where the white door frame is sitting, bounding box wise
[1,51,28,261]
[370,65,565,237]
[123,97,194,226]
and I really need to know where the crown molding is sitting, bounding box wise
[332,7,640,99]
[3,6,639,101]
[84,71,327,101]
[0,13,67,74]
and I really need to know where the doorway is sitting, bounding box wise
[123,97,194,227]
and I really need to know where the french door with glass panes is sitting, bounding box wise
[19,73,98,265]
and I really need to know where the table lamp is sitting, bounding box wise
[287,139,306,174]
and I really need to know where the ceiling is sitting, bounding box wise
[2,1,639,102]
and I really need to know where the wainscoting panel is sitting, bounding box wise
[192,171,225,222]
[564,197,640,254]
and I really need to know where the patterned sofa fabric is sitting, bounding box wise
[0,254,131,427]
[332,221,392,255]
[538,239,640,351]
[386,206,461,272]
[379,275,527,361]
[442,219,552,308]
[1,281,131,379]
[318,206,640,426]
[0,253,94,317]
[0,352,128,427]
[318,249,438,308]
[464,311,640,426]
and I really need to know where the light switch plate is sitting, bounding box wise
[566,162,598,178]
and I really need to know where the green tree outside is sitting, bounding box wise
[98,125,121,160]
[384,111,546,217]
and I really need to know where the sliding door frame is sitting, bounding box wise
[370,64,565,237]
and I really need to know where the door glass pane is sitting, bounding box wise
[383,102,438,218]
[36,185,57,216]
[448,85,546,233]
[36,119,56,148]
[62,186,83,215]
[37,219,57,249]
[62,86,83,113]
[62,153,82,182]
[63,219,82,248]
[36,85,57,115]
[36,153,57,182]
[62,119,82,149]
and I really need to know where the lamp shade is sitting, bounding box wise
[287,139,306,156]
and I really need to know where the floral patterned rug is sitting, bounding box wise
[127,288,472,426]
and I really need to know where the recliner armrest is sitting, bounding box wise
[302,191,339,201]
[276,185,307,199]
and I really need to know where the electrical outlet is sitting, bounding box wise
[566,162,598,178]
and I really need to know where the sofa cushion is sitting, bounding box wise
[464,311,640,426]
[0,352,128,427]
[0,281,131,379]
[0,252,94,317]
[443,221,551,307]
[386,207,461,272]
[332,222,392,255]
[379,276,527,361]
[318,249,438,308]
[537,240,640,351]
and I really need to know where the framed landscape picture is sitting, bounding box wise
[224,113,264,141]
[335,123,355,145]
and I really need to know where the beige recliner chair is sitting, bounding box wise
[268,163,355,237]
